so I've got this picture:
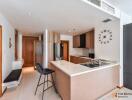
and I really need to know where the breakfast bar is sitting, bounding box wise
[50,60,119,100]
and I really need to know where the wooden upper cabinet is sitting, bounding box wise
[73,35,80,48]
[86,30,94,49]
[73,30,94,49]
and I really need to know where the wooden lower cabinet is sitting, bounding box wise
[70,56,90,64]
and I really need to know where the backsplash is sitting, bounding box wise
[82,49,94,57]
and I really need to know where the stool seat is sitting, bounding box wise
[42,68,54,75]
[35,63,58,100]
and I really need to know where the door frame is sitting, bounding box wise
[61,40,69,61]
[0,25,2,96]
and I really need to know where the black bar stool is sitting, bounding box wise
[35,63,58,100]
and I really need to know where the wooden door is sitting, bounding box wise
[86,30,94,49]
[61,40,69,61]
[22,36,39,67]
[0,26,2,96]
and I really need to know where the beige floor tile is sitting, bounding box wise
[0,67,61,100]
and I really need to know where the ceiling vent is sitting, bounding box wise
[101,1,115,14]
[102,18,112,23]
[87,0,101,6]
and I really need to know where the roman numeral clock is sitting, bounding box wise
[98,30,112,44]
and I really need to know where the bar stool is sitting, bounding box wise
[35,63,58,100]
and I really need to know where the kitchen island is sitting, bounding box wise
[50,60,119,100]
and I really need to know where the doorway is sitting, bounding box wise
[61,40,69,61]
[0,26,2,96]
[22,36,39,67]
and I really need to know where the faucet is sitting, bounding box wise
[90,59,102,65]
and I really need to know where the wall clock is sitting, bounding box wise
[98,29,112,44]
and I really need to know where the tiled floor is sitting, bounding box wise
[0,67,61,100]
[1,67,132,100]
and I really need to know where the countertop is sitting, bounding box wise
[50,60,120,77]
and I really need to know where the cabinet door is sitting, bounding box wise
[70,56,77,64]
[86,30,94,49]
[90,30,94,49]
[70,56,91,64]
[73,35,80,48]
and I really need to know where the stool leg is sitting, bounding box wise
[35,74,42,95]
[51,73,57,93]
[47,74,48,88]
[42,75,46,100]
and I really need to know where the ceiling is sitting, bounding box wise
[0,0,119,34]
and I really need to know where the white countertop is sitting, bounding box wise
[50,60,120,77]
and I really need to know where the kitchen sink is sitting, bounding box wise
[80,59,112,68]
[81,63,99,68]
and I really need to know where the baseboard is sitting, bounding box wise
[2,86,6,94]
[1,87,7,97]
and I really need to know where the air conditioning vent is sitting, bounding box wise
[87,0,101,6]
[101,1,115,14]
[102,18,112,23]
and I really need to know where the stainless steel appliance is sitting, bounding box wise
[34,41,43,65]
[53,43,63,61]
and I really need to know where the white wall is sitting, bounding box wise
[95,20,120,61]
[103,0,132,87]
[60,34,83,56]
[120,12,132,86]
[0,13,15,91]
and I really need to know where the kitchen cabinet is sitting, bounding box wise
[73,35,80,48]
[80,34,86,48]
[73,30,94,49]
[86,30,94,49]
[70,56,91,64]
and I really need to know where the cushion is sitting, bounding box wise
[4,69,22,83]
